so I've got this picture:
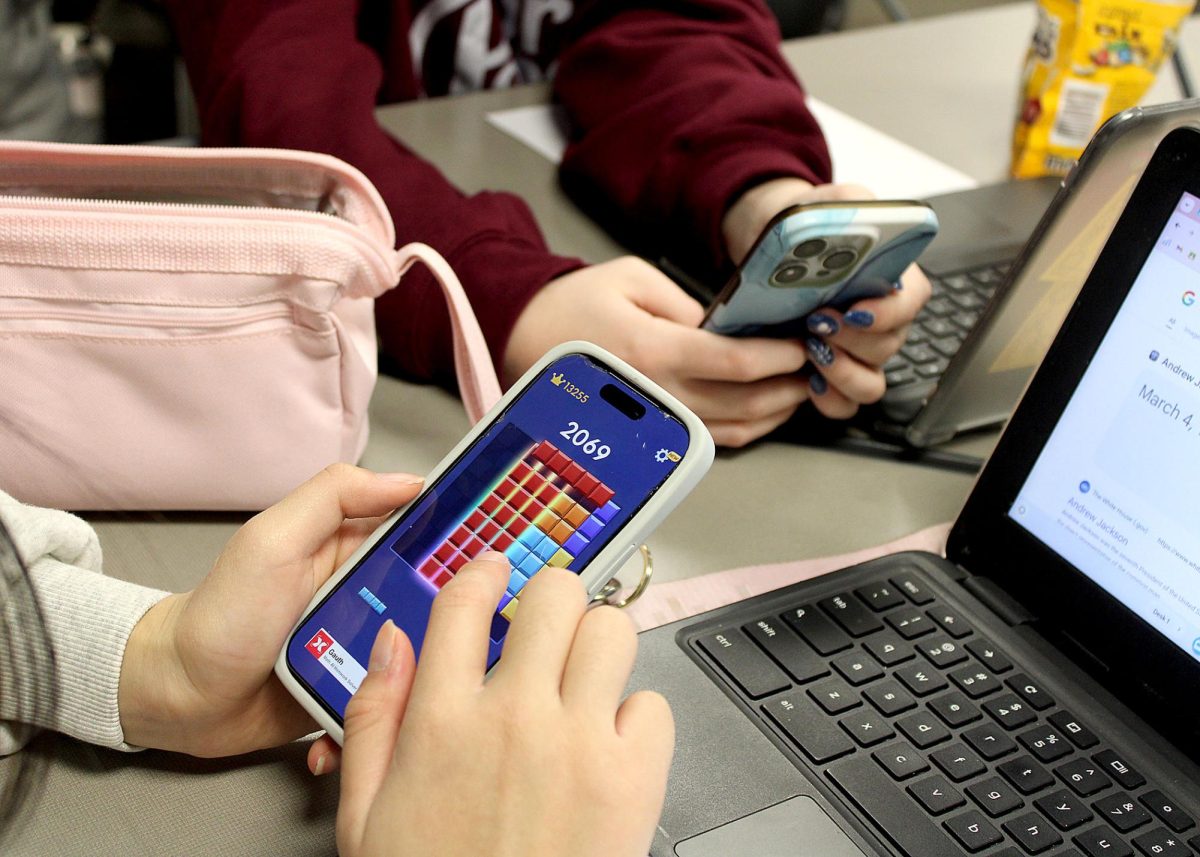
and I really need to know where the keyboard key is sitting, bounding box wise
[952,310,980,331]
[949,291,987,311]
[928,607,973,638]
[918,635,970,668]
[1007,673,1056,710]
[966,637,1014,673]
[1056,757,1113,797]
[1035,788,1095,830]
[855,582,906,612]
[1131,828,1192,857]
[782,604,853,655]
[950,665,1002,698]
[931,336,963,359]
[1003,810,1064,853]
[1139,790,1195,833]
[891,573,936,604]
[1094,793,1153,833]
[896,711,951,749]
[762,694,854,764]
[925,297,953,316]
[887,367,918,386]
[820,594,884,637]
[915,358,949,379]
[998,755,1055,794]
[930,743,987,782]
[832,651,885,686]
[964,722,1018,760]
[1019,725,1074,763]
[902,343,938,364]
[887,607,936,639]
[1049,711,1099,749]
[828,755,966,857]
[895,663,949,696]
[966,776,1025,817]
[940,273,975,292]
[742,617,830,684]
[1188,833,1200,853]
[865,633,915,666]
[808,677,861,714]
[929,691,982,727]
[1074,824,1135,857]
[921,316,958,337]
[909,774,966,815]
[1092,751,1146,791]
[839,710,895,747]
[983,693,1038,730]
[873,741,930,780]
[945,809,1003,851]
[865,680,917,716]
[695,631,790,699]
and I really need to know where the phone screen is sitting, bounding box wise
[286,353,691,720]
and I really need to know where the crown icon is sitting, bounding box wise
[550,373,566,386]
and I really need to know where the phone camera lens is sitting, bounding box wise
[793,239,827,258]
[772,263,807,284]
[823,249,858,270]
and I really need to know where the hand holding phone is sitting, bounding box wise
[275,342,714,743]
[703,200,939,337]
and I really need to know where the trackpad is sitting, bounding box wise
[674,795,868,857]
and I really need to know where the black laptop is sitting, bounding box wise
[634,125,1200,856]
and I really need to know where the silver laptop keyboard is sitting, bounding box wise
[884,263,1011,389]
[685,566,1199,857]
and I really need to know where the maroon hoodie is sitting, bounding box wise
[168,0,832,386]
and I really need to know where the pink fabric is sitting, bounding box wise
[627,523,954,632]
[0,141,499,510]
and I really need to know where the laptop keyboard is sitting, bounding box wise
[686,568,1199,857]
[883,262,1011,389]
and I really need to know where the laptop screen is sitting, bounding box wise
[1007,190,1200,665]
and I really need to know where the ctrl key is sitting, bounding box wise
[695,630,790,699]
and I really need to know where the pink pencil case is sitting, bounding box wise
[0,142,500,511]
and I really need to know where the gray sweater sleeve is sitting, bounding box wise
[0,491,168,754]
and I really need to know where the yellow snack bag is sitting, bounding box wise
[1012,0,1194,178]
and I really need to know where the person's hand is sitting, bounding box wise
[117,464,423,757]
[504,256,811,447]
[333,553,674,857]
[722,178,932,419]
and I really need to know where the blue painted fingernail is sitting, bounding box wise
[843,310,875,328]
[806,312,839,336]
[806,337,834,367]
[810,374,828,395]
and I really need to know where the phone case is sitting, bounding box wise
[273,341,715,743]
[702,201,939,337]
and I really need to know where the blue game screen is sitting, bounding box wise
[286,353,691,720]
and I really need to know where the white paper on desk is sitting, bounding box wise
[625,522,953,632]
[485,100,978,199]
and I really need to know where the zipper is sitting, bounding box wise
[0,194,401,289]
[0,301,295,339]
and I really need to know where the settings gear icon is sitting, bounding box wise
[654,449,670,463]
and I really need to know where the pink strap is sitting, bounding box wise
[394,243,502,423]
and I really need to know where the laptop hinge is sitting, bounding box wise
[960,574,1038,626]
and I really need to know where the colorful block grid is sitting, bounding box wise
[415,440,621,605]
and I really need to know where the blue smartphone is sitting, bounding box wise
[702,200,939,336]
[275,343,714,740]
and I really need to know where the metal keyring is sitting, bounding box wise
[592,544,653,609]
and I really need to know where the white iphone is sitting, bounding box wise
[274,341,714,743]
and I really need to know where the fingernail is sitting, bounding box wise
[313,753,327,776]
[806,312,839,336]
[379,473,424,485]
[843,310,875,328]
[474,550,508,568]
[810,374,828,395]
[369,620,398,672]
[806,337,835,367]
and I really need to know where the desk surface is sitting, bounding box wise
[8,4,1194,854]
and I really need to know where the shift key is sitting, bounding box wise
[696,630,791,699]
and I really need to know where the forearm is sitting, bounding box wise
[555,0,832,272]
[170,0,582,385]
